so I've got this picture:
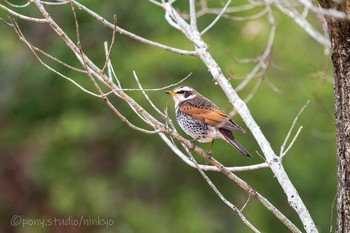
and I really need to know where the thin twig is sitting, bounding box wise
[201,0,232,35]
[329,192,337,233]
[11,20,100,97]
[133,70,167,120]
[101,15,117,75]
[103,42,113,83]
[70,2,161,135]
[240,195,251,212]
[70,0,198,56]
[0,3,48,22]
[280,100,310,158]
[236,4,275,92]
[96,71,191,101]
[281,126,303,158]
[122,72,192,92]
[39,0,70,5]
[197,2,264,16]
[5,0,30,8]
[30,44,87,73]
[297,0,350,20]
[160,131,269,172]
[187,151,261,233]
[189,0,197,30]
[243,76,263,103]
[274,0,330,48]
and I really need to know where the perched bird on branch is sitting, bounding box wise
[166,86,251,157]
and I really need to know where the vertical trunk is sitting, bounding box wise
[333,35,350,233]
[318,1,350,232]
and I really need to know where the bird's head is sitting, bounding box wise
[165,86,196,106]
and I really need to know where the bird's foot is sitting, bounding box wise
[205,140,214,164]
[189,138,198,150]
[205,153,212,164]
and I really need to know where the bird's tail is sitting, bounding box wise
[219,128,251,157]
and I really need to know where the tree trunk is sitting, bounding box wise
[318,1,350,232]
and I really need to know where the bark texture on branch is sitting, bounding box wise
[318,1,350,232]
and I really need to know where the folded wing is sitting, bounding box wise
[179,104,245,133]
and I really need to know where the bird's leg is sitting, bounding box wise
[206,140,215,164]
[190,137,199,150]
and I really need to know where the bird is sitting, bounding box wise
[165,86,251,157]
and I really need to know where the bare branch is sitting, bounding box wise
[5,0,30,8]
[11,20,99,97]
[70,3,161,136]
[30,45,87,73]
[203,154,302,233]
[189,0,197,30]
[236,4,275,92]
[69,0,198,56]
[160,130,269,172]
[274,0,330,48]
[297,0,350,20]
[0,3,48,23]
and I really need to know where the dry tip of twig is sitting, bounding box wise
[280,100,310,158]
[240,195,251,212]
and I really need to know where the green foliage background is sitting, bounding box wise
[0,1,335,232]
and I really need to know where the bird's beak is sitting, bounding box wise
[165,91,176,96]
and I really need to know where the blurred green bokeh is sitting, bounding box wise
[0,1,335,233]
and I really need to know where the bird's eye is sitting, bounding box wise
[177,91,185,94]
